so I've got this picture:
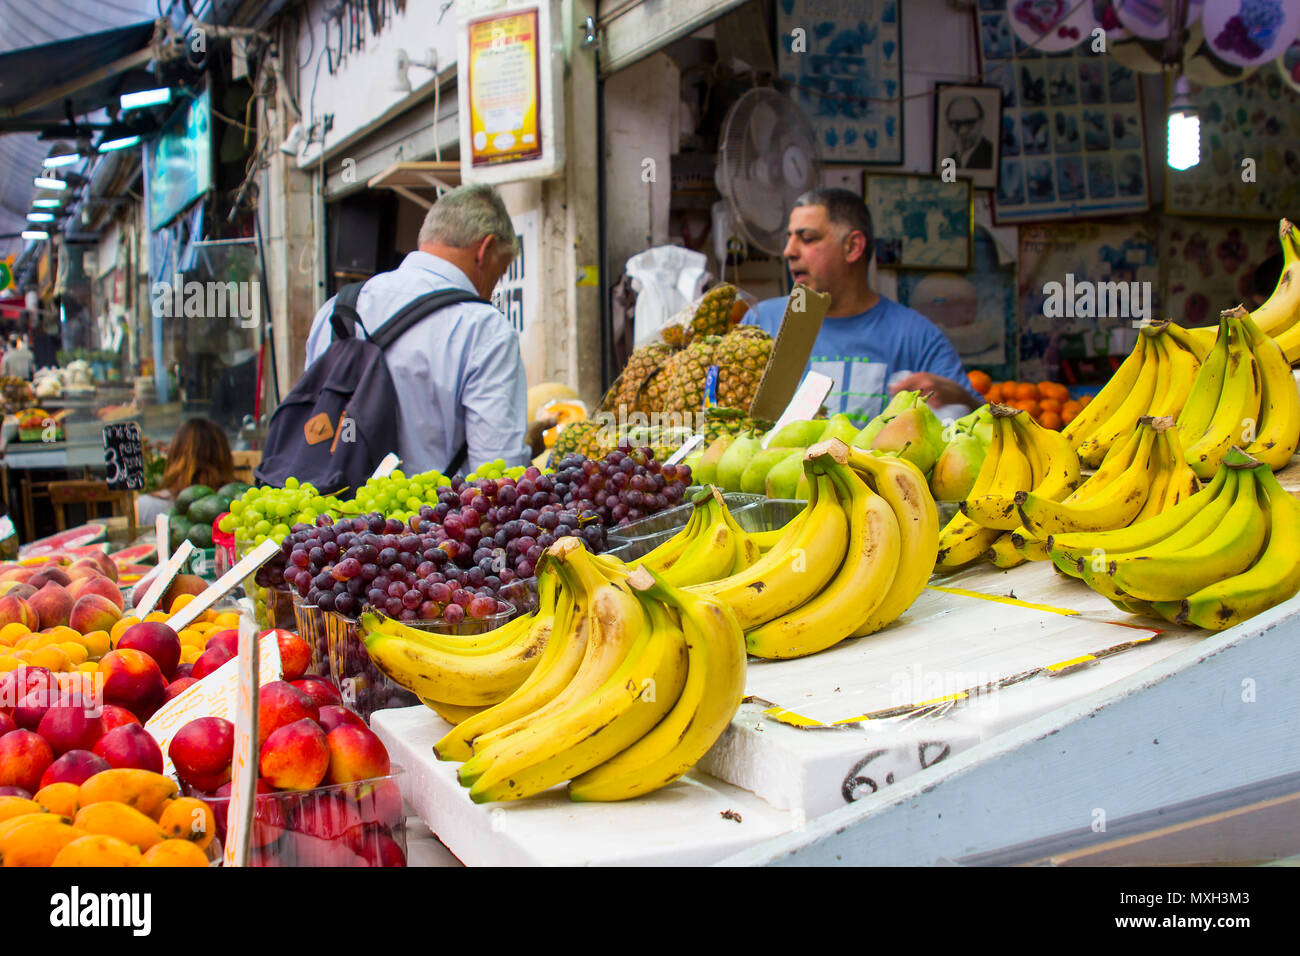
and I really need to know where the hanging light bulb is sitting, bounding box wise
[1167,74,1199,171]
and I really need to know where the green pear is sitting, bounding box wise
[766,418,829,449]
[851,390,921,449]
[869,401,946,476]
[819,412,861,446]
[949,402,994,447]
[764,448,806,499]
[740,447,800,495]
[679,448,706,482]
[794,470,811,499]
[929,432,987,501]
[715,431,763,492]
[694,435,735,487]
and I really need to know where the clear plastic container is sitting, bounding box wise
[324,611,423,720]
[198,768,407,867]
[612,492,765,539]
[290,598,333,680]
[733,498,807,534]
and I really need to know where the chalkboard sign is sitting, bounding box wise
[103,423,146,491]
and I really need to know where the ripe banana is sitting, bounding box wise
[936,413,1016,569]
[987,531,1026,568]
[1107,462,1268,603]
[743,457,901,660]
[636,500,706,573]
[1161,320,1214,362]
[422,698,490,725]
[1009,526,1049,562]
[661,502,738,586]
[1183,311,1262,480]
[689,469,849,629]
[962,408,1081,530]
[1233,306,1300,470]
[1061,333,1152,449]
[1246,218,1300,338]
[1146,327,1201,419]
[465,589,688,803]
[1165,464,1300,630]
[843,445,940,637]
[1016,422,1158,536]
[1175,311,1231,448]
[568,568,746,802]
[1076,334,1160,467]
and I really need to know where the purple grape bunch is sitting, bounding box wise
[549,444,693,528]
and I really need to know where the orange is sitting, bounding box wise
[1061,401,1082,425]
[1078,394,1093,407]
[1038,411,1063,431]
[984,385,1002,404]
[1038,381,1069,402]
[1038,398,1063,414]
[968,370,992,395]
[1014,383,1040,402]
[1012,399,1039,415]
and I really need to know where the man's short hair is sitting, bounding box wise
[946,95,984,123]
[417,182,519,258]
[793,187,874,255]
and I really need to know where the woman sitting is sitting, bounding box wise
[135,418,237,528]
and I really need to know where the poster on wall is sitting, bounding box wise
[866,174,972,270]
[466,9,543,167]
[1016,218,1160,382]
[897,227,1018,379]
[975,1,1151,224]
[1160,218,1281,328]
[777,0,903,164]
[1165,72,1300,219]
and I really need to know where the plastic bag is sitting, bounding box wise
[626,246,710,348]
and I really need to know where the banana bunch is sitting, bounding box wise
[1240,218,1300,363]
[1046,449,1300,631]
[939,405,1080,571]
[689,438,939,658]
[1062,320,1207,468]
[1177,307,1298,479]
[431,538,746,803]
[359,570,559,708]
[1015,416,1199,544]
[629,486,761,584]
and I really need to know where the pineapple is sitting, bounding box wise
[713,325,773,412]
[689,284,738,339]
[614,343,673,414]
[654,334,721,413]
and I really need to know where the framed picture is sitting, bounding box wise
[933,83,1003,190]
[865,173,972,270]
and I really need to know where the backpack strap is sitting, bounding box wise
[329,282,368,340]
[444,441,469,477]
[367,288,490,350]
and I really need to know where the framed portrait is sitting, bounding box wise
[865,173,972,271]
[933,83,1003,190]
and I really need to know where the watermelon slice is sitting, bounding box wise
[110,544,157,567]
[18,523,108,559]
[67,543,111,557]
[117,563,154,584]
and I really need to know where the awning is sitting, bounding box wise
[367,162,462,210]
[598,0,748,76]
[0,20,165,132]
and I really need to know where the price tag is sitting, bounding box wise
[666,433,704,466]
[761,372,835,449]
[224,616,260,868]
[370,453,401,480]
[155,513,170,565]
[102,422,146,491]
[166,538,280,632]
[132,541,196,619]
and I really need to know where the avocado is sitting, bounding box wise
[186,523,214,550]
[175,484,214,512]
[169,517,193,551]
[187,494,228,526]
[217,482,252,501]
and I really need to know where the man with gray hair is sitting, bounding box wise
[304,183,533,473]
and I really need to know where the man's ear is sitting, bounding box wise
[843,229,869,265]
[476,234,496,270]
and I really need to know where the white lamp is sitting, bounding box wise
[1167,75,1199,171]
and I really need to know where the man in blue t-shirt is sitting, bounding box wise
[744,188,982,424]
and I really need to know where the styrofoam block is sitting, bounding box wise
[371,706,796,866]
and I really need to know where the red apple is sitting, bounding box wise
[190,644,235,681]
[259,718,329,791]
[0,729,54,794]
[162,677,199,703]
[169,716,235,793]
[280,829,366,867]
[209,779,287,848]
[355,777,404,829]
[99,648,167,721]
[291,676,342,709]
[317,704,366,734]
[273,631,312,682]
[38,748,111,789]
[116,621,181,680]
[92,723,164,773]
[99,704,141,734]
[257,680,319,748]
[324,724,390,785]
[36,697,105,755]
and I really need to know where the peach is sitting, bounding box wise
[209,778,286,847]
[98,648,167,722]
[190,644,234,680]
[92,723,164,773]
[259,718,329,791]
[317,704,365,734]
[290,791,363,842]
[38,748,111,789]
[0,594,37,630]
[66,574,124,612]
[37,698,105,755]
[0,665,55,716]
[324,724,390,785]
[98,704,140,734]
[69,594,123,639]
[0,712,14,737]
[27,568,71,590]
[0,728,55,793]
[161,574,206,611]
[343,825,406,867]
[257,680,319,748]
[169,716,234,793]
[275,631,312,682]
[80,552,119,582]
[0,582,37,601]
[64,561,103,581]
[28,583,73,631]
[0,567,35,584]
[291,676,342,709]
[116,621,181,680]
[355,777,404,829]
[162,677,198,702]
[204,628,239,656]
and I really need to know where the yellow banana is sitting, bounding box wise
[1128,425,1176,525]
[711,487,761,573]
[1076,335,1160,468]
[636,501,706,573]
[1234,306,1300,470]
[743,457,900,660]
[422,698,489,725]
[1107,461,1268,602]
[935,410,1011,569]
[1246,218,1300,337]
[688,469,849,629]
[987,531,1026,568]
[844,446,940,637]
[1146,328,1201,419]
[1161,320,1214,362]
[661,501,738,586]
[1062,334,1151,450]
[1164,464,1300,630]
[1009,526,1049,562]
[1175,311,1230,447]
[569,567,746,802]
[1185,311,1262,480]
[466,589,689,803]
[963,409,1081,530]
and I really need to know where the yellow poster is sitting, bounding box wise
[467,10,542,167]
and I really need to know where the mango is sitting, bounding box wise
[157,796,216,851]
[140,838,210,867]
[74,801,167,852]
[0,818,85,867]
[50,833,142,867]
[78,768,178,820]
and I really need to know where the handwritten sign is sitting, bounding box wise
[166,538,280,632]
[224,616,261,867]
[132,541,196,618]
[370,453,401,480]
[761,372,835,450]
[102,422,145,491]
